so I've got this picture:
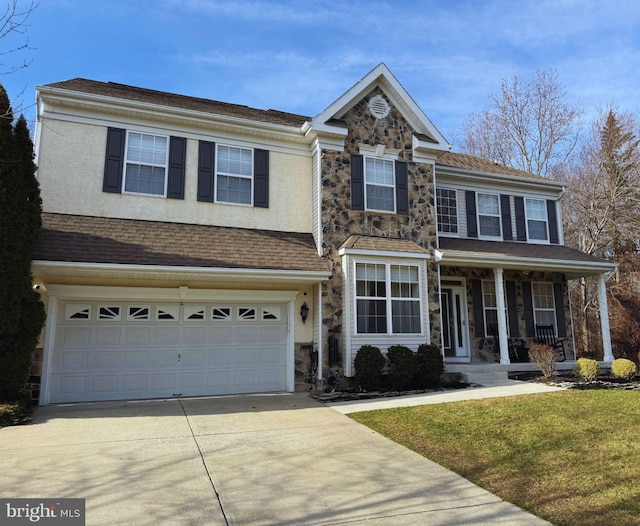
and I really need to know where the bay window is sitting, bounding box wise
[355,262,421,334]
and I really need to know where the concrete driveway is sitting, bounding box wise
[0,393,549,525]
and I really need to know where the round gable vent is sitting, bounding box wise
[368,95,390,119]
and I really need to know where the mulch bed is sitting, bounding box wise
[510,372,640,391]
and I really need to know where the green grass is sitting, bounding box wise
[0,401,32,428]
[351,390,640,526]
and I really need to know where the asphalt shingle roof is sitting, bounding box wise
[436,151,546,180]
[42,78,310,128]
[438,237,608,264]
[341,235,428,254]
[34,213,330,273]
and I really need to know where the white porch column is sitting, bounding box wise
[494,267,510,365]
[598,273,614,362]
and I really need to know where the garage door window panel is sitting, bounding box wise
[128,307,150,321]
[184,306,206,321]
[156,306,179,321]
[66,304,91,320]
[98,306,121,321]
[238,308,257,321]
[212,307,232,320]
[262,306,282,321]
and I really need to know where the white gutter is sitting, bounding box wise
[37,86,311,144]
[437,252,617,274]
[437,165,566,192]
[32,260,331,284]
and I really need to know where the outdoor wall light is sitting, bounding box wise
[300,302,309,324]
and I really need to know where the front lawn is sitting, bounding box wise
[350,390,640,526]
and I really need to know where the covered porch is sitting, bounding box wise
[435,238,617,373]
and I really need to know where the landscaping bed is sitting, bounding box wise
[510,372,640,390]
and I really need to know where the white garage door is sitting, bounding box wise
[49,301,288,403]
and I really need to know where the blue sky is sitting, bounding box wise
[3,0,640,146]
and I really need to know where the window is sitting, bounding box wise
[216,145,253,205]
[127,306,150,321]
[65,304,91,320]
[355,262,421,334]
[436,188,458,234]
[532,282,556,331]
[526,198,548,241]
[365,157,395,212]
[124,132,168,196]
[481,281,508,337]
[477,193,501,238]
[98,306,121,321]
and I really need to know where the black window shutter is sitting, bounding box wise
[514,196,527,241]
[103,127,126,193]
[395,160,409,215]
[553,282,567,337]
[522,281,535,337]
[501,195,513,241]
[471,279,485,337]
[466,191,478,238]
[167,137,186,199]
[547,200,559,244]
[254,149,269,208]
[506,280,519,337]
[197,141,215,202]
[351,154,365,210]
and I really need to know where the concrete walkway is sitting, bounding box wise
[0,383,556,525]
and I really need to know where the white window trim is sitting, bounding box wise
[121,131,169,198]
[436,187,459,237]
[364,155,396,213]
[481,280,508,337]
[214,143,254,207]
[532,282,557,335]
[476,192,502,240]
[353,260,423,336]
[525,198,550,245]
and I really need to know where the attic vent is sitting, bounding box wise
[368,95,390,119]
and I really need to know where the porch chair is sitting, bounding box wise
[508,338,530,363]
[535,324,566,362]
[488,323,529,363]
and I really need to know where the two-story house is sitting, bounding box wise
[29,64,616,404]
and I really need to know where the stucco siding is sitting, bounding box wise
[37,119,312,233]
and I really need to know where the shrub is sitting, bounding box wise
[611,358,638,381]
[386,345,417,391]
[573,357,600,382]
[416,343,444,389]
[528,344,557,379]
[354,345,385,391]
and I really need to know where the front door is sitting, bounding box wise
[441,286,470,361]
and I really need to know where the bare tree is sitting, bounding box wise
[561,109,640,358]
[462,70,582,178]
[0,0,36,76]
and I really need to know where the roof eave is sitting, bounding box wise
[32,260,331,285]
[37,85,309,142]
[436,164,566,192]
[435,250,617,276]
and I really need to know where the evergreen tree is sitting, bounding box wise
[0,84,45,401]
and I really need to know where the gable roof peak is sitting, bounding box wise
[311,63,449,150]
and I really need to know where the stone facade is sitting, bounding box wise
[440,267,575,361]
[319,87,440,378]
